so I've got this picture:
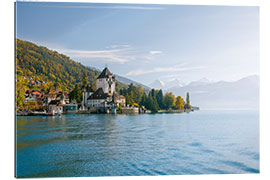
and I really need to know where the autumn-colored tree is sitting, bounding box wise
[133,103,139,107]
[24,100,39,110]
[175,96,185,110]
[16,39,101,91]
[41,83,49,91]
[16,76,27,109]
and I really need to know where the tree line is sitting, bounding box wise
[67,82,191,113]
[119,83,191,112]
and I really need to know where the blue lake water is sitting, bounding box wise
[16,110,259,177]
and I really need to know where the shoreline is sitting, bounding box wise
[16,109,197,117]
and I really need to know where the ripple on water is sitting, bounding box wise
[16,111,259,177]
[239,151,260,161]
[188,142,202,147]
[220,160,259,173]
[129,163,153,175]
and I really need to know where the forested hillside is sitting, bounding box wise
[16,39,100,91]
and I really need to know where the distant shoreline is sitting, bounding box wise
[16,109,198,117]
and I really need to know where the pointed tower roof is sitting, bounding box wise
[85,84,95,92]
[97,67,112,79]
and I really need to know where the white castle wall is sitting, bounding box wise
[97,78,109,93]
[97,77,115,94]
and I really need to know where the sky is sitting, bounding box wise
[16,2,259,85]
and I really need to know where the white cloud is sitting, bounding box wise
[126,65,206,76]
[57,46,134,64]
[150,51,163,55]
[56,45,166,64]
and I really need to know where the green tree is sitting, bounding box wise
[156,89,164,109]
[163,92,176,110]
[82,72,88,88]
[140,93,147,107]
[150,95,159,112]
[69,84,82,103]
[184,92,191,109]
[134,85,144,104]
[144,93,159,113]
[126,94,134,106]
[53,82,60,91]
[150,89,157,98]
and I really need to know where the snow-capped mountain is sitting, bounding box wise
[168,75,259,110]
[149,79,184,90]
[163,79,184,89]
[149,79,165,90]
[187,78,211,87]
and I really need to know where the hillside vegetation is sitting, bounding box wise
[16,39,100,91]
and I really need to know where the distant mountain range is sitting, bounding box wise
[149,75,259,110]
[149,79,186,90]
[149,79,165,90]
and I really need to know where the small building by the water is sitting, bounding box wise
[48,100,63,115]
[116,95,126,107]
[63,104,78,113]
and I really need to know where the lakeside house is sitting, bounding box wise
[19,69,126,115]
[43,94,57,106]
[48,100,63,115]
[81,67,126,113]
[115,95,126,107]
[63,104,78,113]
[18,85,76,115]
[47,93,66,115]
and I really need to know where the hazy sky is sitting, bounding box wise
[16,2,259,85]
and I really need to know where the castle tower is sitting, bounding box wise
[96,67,116,95]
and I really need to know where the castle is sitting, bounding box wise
[81,67,126,113]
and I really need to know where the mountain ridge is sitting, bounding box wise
[167,75,259,110]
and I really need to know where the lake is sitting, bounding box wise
[16,110,259,177]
